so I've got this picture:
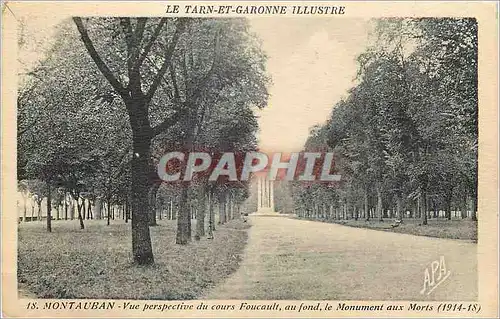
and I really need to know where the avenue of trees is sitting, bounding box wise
[17,17,269,264]
[292,18,478,225]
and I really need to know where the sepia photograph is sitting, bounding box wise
[2,1,498,318]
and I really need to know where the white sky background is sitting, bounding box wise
[18,16,373,152]
[249,18,372,152]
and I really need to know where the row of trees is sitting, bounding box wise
[292,18,478,225]
[18,17,270,264]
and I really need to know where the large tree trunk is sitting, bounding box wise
[46,184,52,232]
[195,187,206,241]
[130,128,155,263]
[176,184,191,244]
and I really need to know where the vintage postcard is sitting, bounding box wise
[1,1,498,318]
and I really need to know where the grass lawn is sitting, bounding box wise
[18,218,250,300]
[297,217,477,242]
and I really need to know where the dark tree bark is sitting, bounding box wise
[421,191,428,225]
[64,192,68,220]
[396,195,403,221]
[195,186,206,241]
[77,198,85,230]
[46,183,52,232]
[207,187,215,239]
[148,183,160,226]
[176,184,191,244]
[218,191,226,224]
[73,17,188,265]
[376,186,383,222]
[471,195,477,221]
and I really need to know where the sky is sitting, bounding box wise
[248,18,371,152]
[18,16,372,153]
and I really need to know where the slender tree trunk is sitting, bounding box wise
[207,189,215,239]
[364,190,369,221]
[70,199,74,220]
[472,163,478,220]
[107,201,111,226]
[227,194,232,220]
[46,184,52,232]
[461,187,468,219]
[148,184,160,226]
[37,201,41,221]
[421,191,428,226]
[176,184,191,244]
[64,193,68,220]
[125,196,130,223]
[195,187,206,241]
[471,196,477,221]
[433,200,438,219]
[218,191,226,224]
[76,197,85,230]
[396,195,403,221]
[22,196,27,222]
[376,186,383,222]
[82,199,86,220]
[187,205,192,237]
[87,199,93,219]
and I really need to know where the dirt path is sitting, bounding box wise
[205,216,477,300]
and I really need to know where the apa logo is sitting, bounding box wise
[420,256,451,295]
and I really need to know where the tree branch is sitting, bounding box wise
[119,18,135,71]
[73,17,128,97]
[152,109,185,136]
[168,61,180,101]
[190,28,221,103]
[133,18,167,71]
[134,18,148,48]
[145,18,188,104]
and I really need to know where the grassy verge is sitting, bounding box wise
[18,219,250,300]
[296,217,477,242]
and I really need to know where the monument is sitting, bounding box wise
[254,174,279,215]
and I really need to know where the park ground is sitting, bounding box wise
[18,219,249,299]
[206,216,477,300]
[296,217,477,242]
[18,215,477,300]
